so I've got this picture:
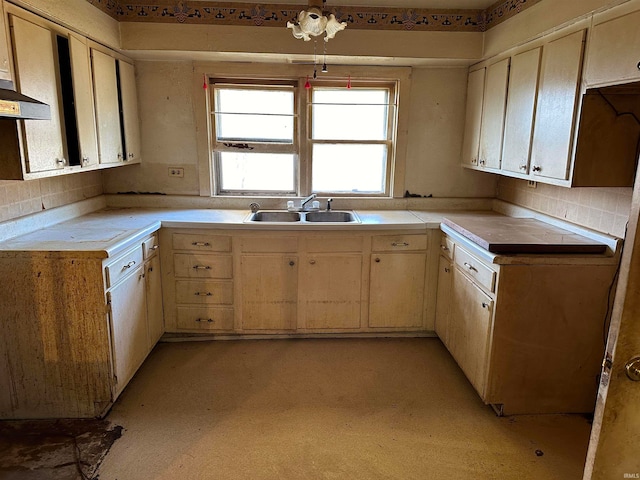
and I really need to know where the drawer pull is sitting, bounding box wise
[196,318,214,323]
[191,242,211,247]
[391,242,409,247]
[289,261,295,266]
[482,302,489,309]
[150,245,159,251]
[122,261,136,270]
[375,257,381,263]
[194,292,213,296]
[193,265,212,270]
[440,245,449,251]
[444,267,450,273]
[463,262,478,272]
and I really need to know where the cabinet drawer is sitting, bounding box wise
[304,236,364,253]
[142,234,159,260]
[174,254,233,279]
[176,307,234,331]
[105,245,144,288]
[372,234,428,252]
[175,280,233,305]
[240,236,298,253]
[454,246,496,293]
[439,235,454,260]
[172,233,231,252]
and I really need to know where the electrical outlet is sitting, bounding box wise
[169,167,184,178]
[527,180,537,189]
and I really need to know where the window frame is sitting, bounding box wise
[197,63,411,199]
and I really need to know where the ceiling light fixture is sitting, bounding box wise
[287,0,347,42]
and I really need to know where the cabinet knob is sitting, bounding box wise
[55,158,66,166]
[440,245,449,251]
[117,153,123,160]
[444,267,450,273]
[471,158,477,165]
[637,61,640,71]
[532,165,542,172]
[128,153,135,159]
[482,302,489,309]
[375,257,381,263]
[82,157,89,165]
[289,260,295,266]
[479,159,486,166]
[309,259,316,265]
[519,164,527,171]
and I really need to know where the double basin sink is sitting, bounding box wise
[246,210,360,223]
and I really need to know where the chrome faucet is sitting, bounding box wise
[300,193,317,210]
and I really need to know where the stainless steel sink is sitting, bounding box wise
[245,209,360,223]
[248,211,301,222]
[304,211,358,223]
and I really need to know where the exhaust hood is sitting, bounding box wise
[0,79,50,120]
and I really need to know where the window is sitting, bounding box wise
[210,76,398,197]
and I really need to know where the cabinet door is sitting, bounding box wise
[299,254,362,330]
[530,30,585,181]
[108,267,148,396]
[0,1,10,81]
[434,255,452,347]
[461,68,485,167]
[369,253,426,328]
[68,34,99,168]
[501,47,541,175]
[92,49,122,165]
[145,255,164,348]
[448,269,493,397]
[586,8,640,86]
[240,255,297,330]
[10,15,65,173]
[478,58,510,170]
[118,59,141,163]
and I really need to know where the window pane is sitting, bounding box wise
[219,152,295,192]
[312,144,387,193]
[215,88,294,143]
[312,88,389,140]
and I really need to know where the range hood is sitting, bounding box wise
[0,79,50,120]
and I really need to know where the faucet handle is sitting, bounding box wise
[249,202,260,213]
[326,198,333,211]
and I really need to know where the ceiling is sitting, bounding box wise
[188,0,498,6]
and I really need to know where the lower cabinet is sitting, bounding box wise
[0,232,161,419]
[161,229,435,334]
[437,229,617,415]
[145,249,164,348]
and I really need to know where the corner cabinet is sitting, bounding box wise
[161,229,437,336]
[435,227,617,415]
[0,4,141,180]
[0,232,162,419]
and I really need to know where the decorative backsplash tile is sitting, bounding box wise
[0,172,103,224]
[85,0,539,31]
[497,177,632,238]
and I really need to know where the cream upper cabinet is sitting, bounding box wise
[0,1,11,81]
[92,49,122,165]
[10,14,65,173]
[529,29,585,181]
[68,34,99,168]
[118,59,141,163]
[461,68,485,167]
[586,8,640,86]
[478,58,510,170]
[501,47,541,175]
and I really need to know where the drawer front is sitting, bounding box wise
[240,236,298,253]
[175,280,234,304]
[372,234,428,252]
[142,234,159,260]
[454,246,496,293]
[304,236,363,253]
[439,235,454,260]
[174,254,233,279]
[176,306,234,331]
[105,245,144,288]
[172,233,231,252]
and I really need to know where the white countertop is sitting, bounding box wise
[0,208,444,258]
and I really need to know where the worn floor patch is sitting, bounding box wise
[0,419,123,480]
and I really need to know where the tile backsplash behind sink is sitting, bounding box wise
[0,171,103,223]
[497,177,633,238]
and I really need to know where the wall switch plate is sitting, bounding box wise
[527,180,537,189]
[169,167,184,178]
